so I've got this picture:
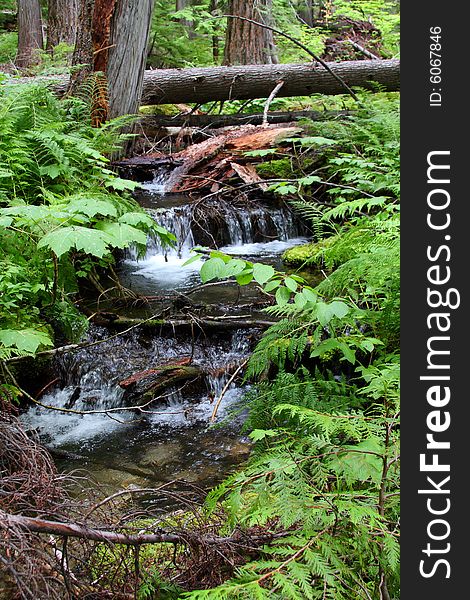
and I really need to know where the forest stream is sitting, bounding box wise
[20,168,310,509]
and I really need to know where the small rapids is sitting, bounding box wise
[123,184,309,291]
[20,166,311,493]
[21,326,251,448]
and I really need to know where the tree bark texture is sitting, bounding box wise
[69,0,155,119]
[16,0,44,68]
[107,0,155,118]
[46,0,79,52]
[14,59,400,105]
[224,0,278,65]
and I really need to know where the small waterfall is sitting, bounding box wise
[20,327,252,446]
[141,169,172,194]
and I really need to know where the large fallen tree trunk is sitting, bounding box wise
[10,59,399,104]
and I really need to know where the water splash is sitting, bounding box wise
[20,327,251,446]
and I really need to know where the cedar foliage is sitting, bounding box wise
[178,93,400,600]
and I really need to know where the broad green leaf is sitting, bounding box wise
[200,257,226,282]
[0,328,53,354]
[243,148,278,157]
[284,276,298,292]
[329,300,350,319]
[67,197,117,219]
[253,263,275,285]
[0,216,13,227]
[235,270,254,285]
[182,253,203,266]
[294,292,307,308]
[96,221,147,248]
[38,226,111,258]
[104,177,139,191]
[302,287,317,303]
[298,175,322,186]
[315,300,349,326]
[263,279,281,292]
[285,136,337,146]
[222,259,247,278]
[275,286,291,306]
[118,211,155,228]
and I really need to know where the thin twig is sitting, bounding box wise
[210,359,248,422]
[213,14,359,101]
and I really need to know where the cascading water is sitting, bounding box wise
[21,166,310,493]
[123,176,309,291]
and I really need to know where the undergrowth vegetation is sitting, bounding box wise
[0,82,173,363]
[182,92,400,599]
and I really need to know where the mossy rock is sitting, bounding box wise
[282,242,318,266]
[255,158,297,179]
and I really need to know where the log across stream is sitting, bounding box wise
[20,170,311,504]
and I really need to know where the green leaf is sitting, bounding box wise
[329,438,383,485]
[329,300,350,319]
[315,300,349,326]
[104,177,139,191]
[222,258,247,278]
[235,270,254,285]
[285,136,337,146]
[249,429,278,441]
[263,279,281,292]
[253,263,275,285]
[284,277,298,292]
[95,221,147,248]
[275,286,291,306]
[0,328,53,354]
[182,253,203,266]
[298,175,322,186]
[0,216,13,227]
[243,148,278,157]
[37,226,111,258]
[294,292,307,308]
[118,211,155,228]
[200,257,226,282]
[67,197,117,219]
[302,287,317,303]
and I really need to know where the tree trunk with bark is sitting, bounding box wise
[16,0,44,68]
[224,0,278,65]
[69,0,155,119]
[46,0,78,52]
[107,0,155,118]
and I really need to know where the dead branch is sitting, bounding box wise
[262,80,285,126]
[216,14,359,100]
[2,511,288,548]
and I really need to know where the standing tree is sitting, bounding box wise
[223,0,278,65]
[46,0,79,53]
[16,0,44,68]
[69,0,155,120]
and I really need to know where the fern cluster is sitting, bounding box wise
[0,83,172,362]
[179,94,401,600]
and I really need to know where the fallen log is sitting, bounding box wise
[119,360,202,404]
[99,315,276,331]
[139,109,350,130]
[8,59,399,105]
